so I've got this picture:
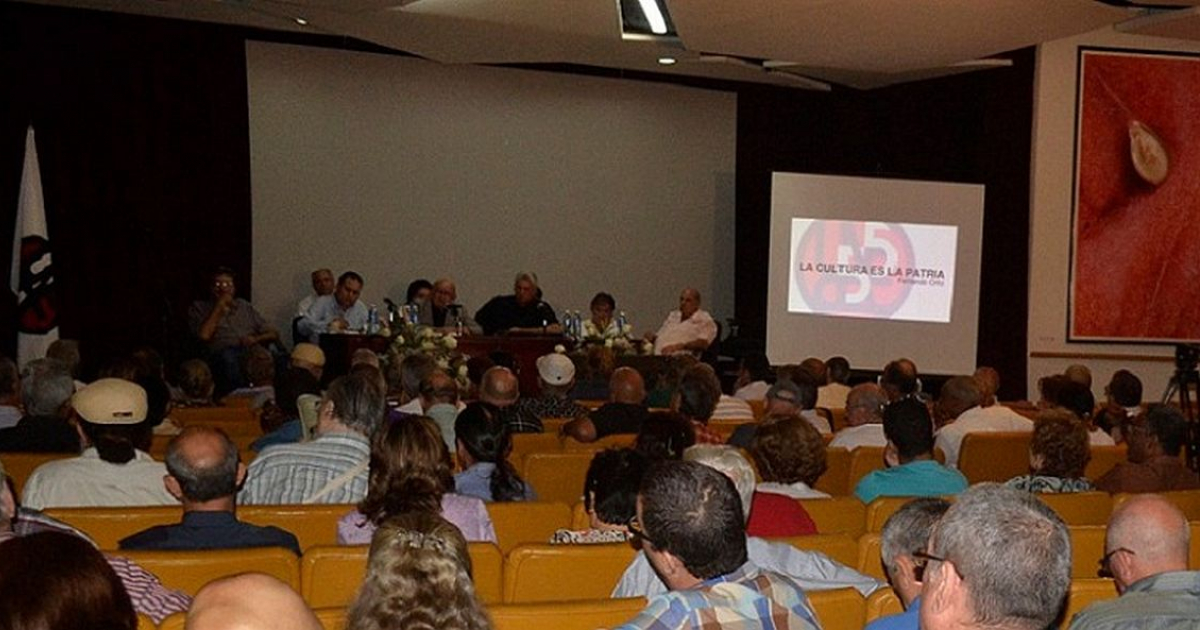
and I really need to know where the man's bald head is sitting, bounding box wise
[880,359,919,400]
[1106,495,1190,592]
[973,367,1000,407]
[609,367,646,405]
[846,383,887,426]
[188,573,321,630]
[937,376,984,421]
[165,426,242,504]
[480,366,519,407]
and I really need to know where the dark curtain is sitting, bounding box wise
[0,3,252,377]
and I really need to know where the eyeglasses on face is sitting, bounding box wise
[913,549,961,582]
[1098,547,1135,578]
[627,515,657,548]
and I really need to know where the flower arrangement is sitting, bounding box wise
[386,324,470,391]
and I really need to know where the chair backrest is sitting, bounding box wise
[511,433,565,470]
[489,597,648,630]
[158,612,186,630]
[830,407,847,433]
[136,613,158,630]
[486,501,573,554]
[562,433,636,452]
[521,452,593,505]
[1068,525,1107,579]
[768,533,859,568]
[848,446,887,494]
[44,505,181,549]
[808,587,866,630]
[570,502,589,529]
[1060,579,1118,629]
[864,496,929,533]
[1,451,72,495]
[1037,492,1113,526]
[171,406,260,431]
[1191,522,1199,570]
[540,417,569,435]
[864,586,904,623]
[300,542,504,608]
[856,533,886,581]
[502,543,637,603]
[799,496,866,537]
[813,447,852,496]
[115,546,300,595]
[958,432,1032,484]
[748,399,766,420]
[314,606,348,630]
[238,504,349,552]
[1084,444,1126,480]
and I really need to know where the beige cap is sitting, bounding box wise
[536,353,575,386]
[72,378,148,425]
[291,343,326,367]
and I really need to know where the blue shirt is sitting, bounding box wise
[865,596,919,630]
[118,510,301,555]
[297,295,369,342]
[854,460,968,504]
[454,462,536,503]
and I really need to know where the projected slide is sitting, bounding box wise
[787,219,958,323]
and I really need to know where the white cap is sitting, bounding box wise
[72,378,148,425]
[536,353,575,386]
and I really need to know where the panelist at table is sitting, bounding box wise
[297,271,369,342]
[646,287,718,356]
[475,271,562,336]
[417,278,482,335]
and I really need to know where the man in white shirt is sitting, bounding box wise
[816,356,852,409]
[829,383,888,450]
[296,268,334,318]
[647,288,718,356]
[933,376,1032,469]
[297,271,369,342]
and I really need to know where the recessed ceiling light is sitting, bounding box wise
[657,57,677,66]
[295,17,308,26]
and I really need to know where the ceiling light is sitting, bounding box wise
[658,57,677,66]
[294,17,308,26]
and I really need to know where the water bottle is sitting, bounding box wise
[617,310,628,337]
[563,310,574,339]
[572,310,583,339]
[367,305,379,334]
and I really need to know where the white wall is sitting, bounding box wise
[245,42,737,340]
[1029,27,1200,401]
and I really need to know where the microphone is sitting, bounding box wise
[383,298,398,310]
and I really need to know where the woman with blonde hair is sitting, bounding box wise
[347,511,492,630]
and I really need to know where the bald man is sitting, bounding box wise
[1068,495,1199,629]
[118,426,300,555]
[647,288,718,356]
[562,367,649,442]
[480,366,541,433]
[189,573,322,630]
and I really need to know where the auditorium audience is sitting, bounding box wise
[251,357,323,452]
[188,266,280,394]
[417,369,461,451]
[0,357,79,452]
[189,573,322,630]
[477,366,541,433]
[583,291,625,340]
[746,416,822,537]
[475,271,561,335]
[729,376,828,447]
[1094,369,1143,439]
[338,414,495,545]
[347,511,493,630]
[119,426,300,554]
[562,366,649,443]
[855,397,968,504]
[612,460,821,630]
[239,372,384,504]
[393,353,438,415]
[296,267,335,318]
[879,358,920,403]
[514,352,588,419]
[732,352,773,401]
[417,278,483,334]
[671,363,724,444]
[23,378,174,509]
[405,278,433,306]
[175,358,216,407]
[454,402,536,502]
[867,498,951,630]
[919,484,1071,630]
[1064,363,1094,388]
[829,383,889,450]
[816,355,852,409]
[1005,409,1094,493]
[46,339,85,391]
[289,342,326,382]
[633,410,696,461]
[1039,374,1114,446]
[933,375,1031,469]
[221,345,275,408]
[972,366,1001,407]
[647,287,718,356]
[0,356,19,430]
[1067,494,1200,629]
[297,271,369,341]
[551,448,646,544]
[1093,404,1200,493]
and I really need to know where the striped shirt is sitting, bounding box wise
[615,562,820,630]
[238,431,371,505]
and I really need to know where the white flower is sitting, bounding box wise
[458,364,469,377]
[604,338,613,348]
[554,344,566,354]
[422,341,436,351]
[395,335,405,345]
[436,357,450,369]
[419,327,435,339]
[444,336,458,350]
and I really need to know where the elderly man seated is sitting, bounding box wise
[646,288,718,356]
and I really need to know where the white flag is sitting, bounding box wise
[10,126,59,368]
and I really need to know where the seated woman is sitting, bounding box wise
[453,403,535,502]
[347,511,492,630]
[551,448,647,544]
[338,416,496,544]
[1005,409,1094,493]
[746,414,823,537]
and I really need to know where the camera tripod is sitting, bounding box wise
[1161,344,1200,472]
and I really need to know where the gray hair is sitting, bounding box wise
[400,354,436,400]
[165,427,240,502]
[20,358,74,417]
[928,483,1070,630]
[513,271,539,288]
[683,444,756,520]
[879,498,950,576]
[326,372,386,436]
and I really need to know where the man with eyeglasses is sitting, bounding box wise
[613,460,820,630]
[829,383,889,450]
[1094,405,1200,493]
[866,498,951,630]
[919,484,1071,630]
[188,267,279,393]
[1068,494,1199,630]
[417,278,482,335]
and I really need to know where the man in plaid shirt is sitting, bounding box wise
[615,460,821,630]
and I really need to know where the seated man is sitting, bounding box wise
[296,268,334,319]
[855,398,968,504]
[475,271,561,336]
[418,278,482,334]
[188,573,322,630]
[187,267,280,393]
[829,383,888,450]
[920,484,1071,630]
[297,271,368,342]
[514,352,588,420]
[22,379,175,509]
[479,366,542,434]
[613,459,821,630]
[867,498,951,630]
[879,359,920,403]
[933,375,1031,469]
[119,426,300,554]
[1068,494,1199,629]
[562,367,649,443]
[817,356,852,409]
[239,372,384,504]
[647,288,718,356]
[1094,405,1200,493]
[728,376,828,448]
[0,358,79,453]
